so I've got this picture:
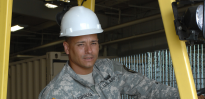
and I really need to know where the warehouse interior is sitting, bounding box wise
[10,0,168,62]
[7,0,205,99]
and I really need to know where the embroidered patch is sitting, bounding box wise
[77,93,93,99]
[99,76,116,89]
[104,75,111,80]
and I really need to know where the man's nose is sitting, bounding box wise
[85,44,92,54]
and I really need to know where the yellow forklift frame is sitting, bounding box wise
[158,0,197,98]
[0,0,198,99]
[0,0,13,99]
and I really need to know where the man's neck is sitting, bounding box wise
[69,64,93,75]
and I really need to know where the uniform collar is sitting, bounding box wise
[65,59,113,86]
[65,61,93,87]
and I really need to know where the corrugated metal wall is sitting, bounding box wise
[8,56,47,99]
[7,52,68,99]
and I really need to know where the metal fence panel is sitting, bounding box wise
[112,44,205,98]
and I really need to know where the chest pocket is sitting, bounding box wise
[99,76,118,89]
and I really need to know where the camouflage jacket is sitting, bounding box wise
[39,58,179,99]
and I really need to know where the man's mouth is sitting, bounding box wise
[85,57,92,59]
[84,57,93,61]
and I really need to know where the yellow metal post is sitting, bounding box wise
[0,0,13,99]
[77,0,95,11]
[158,0,197,99]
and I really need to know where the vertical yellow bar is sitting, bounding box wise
[0,0,13,99]
[158,0,197,99]
[77,0,95,11]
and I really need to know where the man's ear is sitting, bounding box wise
[63,41,69,54]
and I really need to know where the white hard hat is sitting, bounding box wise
[60,6,103,37]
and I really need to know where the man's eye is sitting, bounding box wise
[78,44,84,46]
[92,43,96,45]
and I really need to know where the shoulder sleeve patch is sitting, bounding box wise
[123,65,137,73]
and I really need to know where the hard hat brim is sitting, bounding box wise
[59,29,103,37]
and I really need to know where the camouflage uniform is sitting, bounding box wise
[39,59,179,99]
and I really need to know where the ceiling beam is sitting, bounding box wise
[11,34,36,37]
[128,5,159,10]
[95,0,128,11]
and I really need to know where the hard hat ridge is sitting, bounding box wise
[60,6,103,37]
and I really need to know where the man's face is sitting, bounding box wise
[63,34,99,70]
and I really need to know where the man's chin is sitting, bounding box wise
[81,59,97,68]
[82,63,95,68]
[80,65,93,69]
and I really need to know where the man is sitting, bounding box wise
[39,6,204,99]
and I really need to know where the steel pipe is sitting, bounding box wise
[96,4,119,11]
[105,12,136,17]
[101,29,164,45]
[104,14,161,32]
[129,5,159,10]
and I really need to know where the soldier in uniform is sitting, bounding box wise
[39,6,205,99]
